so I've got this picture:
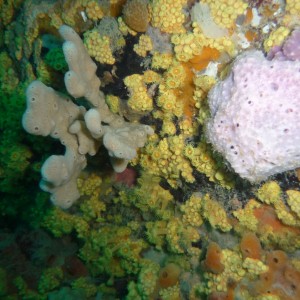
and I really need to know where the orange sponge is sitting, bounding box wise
[204,242,225,274]
[158,263,181,289]
[122,0,149,32]
[266,250,287,270]
[254,250,300,299]
[240,232,262,260]
[188,47,220,71]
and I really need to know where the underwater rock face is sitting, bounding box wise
[206,50,300,182]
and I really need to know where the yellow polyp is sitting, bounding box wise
[257,181,281,205]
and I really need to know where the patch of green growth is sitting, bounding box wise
[44,47,68,72]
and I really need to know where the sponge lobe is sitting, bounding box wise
[206,50,300,182]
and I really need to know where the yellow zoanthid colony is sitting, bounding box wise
[1,0,300,299]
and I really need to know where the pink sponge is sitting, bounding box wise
[206,50,300,182]
[283,28,300,60]
[268,28,300,61]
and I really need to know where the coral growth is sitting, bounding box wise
[2,0,300,299]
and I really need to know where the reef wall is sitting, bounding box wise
[1,0,300,299]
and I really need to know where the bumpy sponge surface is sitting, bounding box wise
[206,50,300,182]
